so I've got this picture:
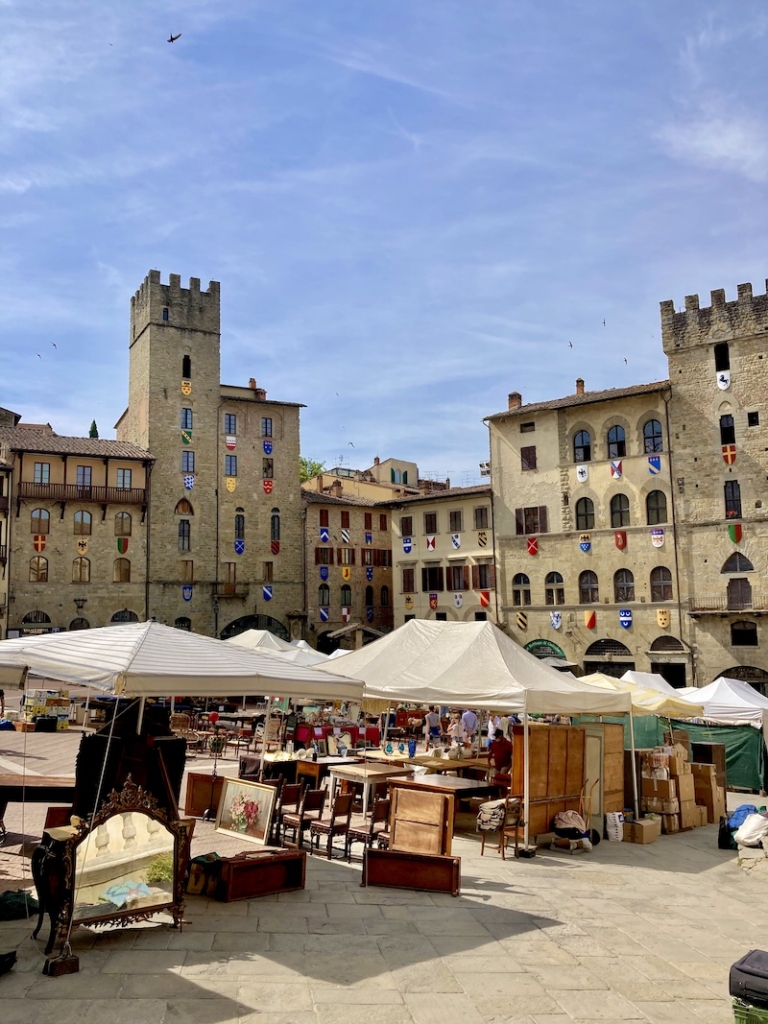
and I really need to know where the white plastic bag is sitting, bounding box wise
[605,811,624,842]
[733,813,768,847]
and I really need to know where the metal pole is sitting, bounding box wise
[523,712,530,851]
[628,709,639,820]
[136,696,146,734]
[259,695,272,781]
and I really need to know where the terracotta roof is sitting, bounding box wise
[485,380,670,420]
[385,484,491,506]
[302,490,379,508]
[0,428,153,460]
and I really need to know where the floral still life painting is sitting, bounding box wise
[215,779,276,844]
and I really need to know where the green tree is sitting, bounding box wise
[89,420,99,438]
[300,457,325,482]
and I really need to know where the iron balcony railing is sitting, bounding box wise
[18,482,146,505]
[689,593,768,614]
[212,582,250,599]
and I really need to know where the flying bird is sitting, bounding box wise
[348,442,355,447]
[568,341,573,348]
[602,319,606,327]
[51,342,57,349]
[623,358,627,364]
[167,32,182,43]
[36,353,42,359]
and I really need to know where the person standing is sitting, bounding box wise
[461,708,478,746]
[424,706,441,748]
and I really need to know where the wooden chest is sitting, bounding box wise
[363,848,460,897]
[215,848,306,902]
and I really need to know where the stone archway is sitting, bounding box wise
[719,665,768,696]
[219,613,289,642]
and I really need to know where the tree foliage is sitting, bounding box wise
[300,457,325,482]
[89,420,99,438]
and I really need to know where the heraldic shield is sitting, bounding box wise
[429,593,438,610]
[453,593,463,609]
[550,611,561,630]
[619,609,632,630]
[656,608,670,628]
[614,530,627,550]
[579,533,591,553]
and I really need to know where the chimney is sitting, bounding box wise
[508,391,522,410]
[332,480,343,498]
[374,456,380,466]
[575,378,585,396]
[248,378,257,389]
[254,387,267,401]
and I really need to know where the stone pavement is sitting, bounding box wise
[1,730,766,1023]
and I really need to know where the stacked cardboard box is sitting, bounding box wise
[640,744,716,833]
[623,817,662,844]
[691,763,727,824]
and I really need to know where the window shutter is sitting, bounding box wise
[538,506,548,533]
[472,565,479,589]
[488,563,496,590]
[351,549,356,566]
[515,508,524,535]
[373,549,380,567]
[329,548,334,565]
[337,548,342,564]
[315,547,321,565]
[462,566,470,591]
[437,567,444,591]
[421,568,428,591]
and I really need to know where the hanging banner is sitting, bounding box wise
[234,539,244,555]
[182,585,193,602]
[479,591,491,608]
[722,445,736,465]
[619,609,632,630]
[651,528,665,547]
[584,609,596,629]
[429,593,438,610]
[729,523,743,543]
[184,474,195,490]
[527,536,538,556]
[657,609,670,628]
[648,456,661,475]
[614,530,627,551]
[366,607,374,623]
[610,460,622,478]
[579,533,591,553]
[365,532,373,545]
[402,536,412,554]
[576,465,588,483]
[365,567,373,582]
[341,528,350,543]
[717,370,731,390]
[319,565,329,581]
[550,611,561,630]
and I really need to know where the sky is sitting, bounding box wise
[2,2,768,487]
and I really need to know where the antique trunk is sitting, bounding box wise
[363,848,460,897]
[215,848,306,902]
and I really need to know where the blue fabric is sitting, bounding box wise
[728,804,758,830]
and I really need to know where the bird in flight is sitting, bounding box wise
[568,341,573,348]
[602,319,606,327]
[51,342,57,349]
[623,358,627,365]
[167,32,182,43]
[348,442,355,448]
[36,353,42,359]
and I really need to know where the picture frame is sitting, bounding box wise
[316,739,328,757]
[215,778,277,845]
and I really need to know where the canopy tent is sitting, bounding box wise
[677,676,768,748]
[226,629,329,666]
[620,670,680,698]
[581,672,704,718]
[327,649,351,660]
[0,621,363,702]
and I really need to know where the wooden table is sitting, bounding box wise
[329,763,413,816]
[391,775,497,801]
[407,756,490,777]
[0,775,76,840]
[295,756,360,790]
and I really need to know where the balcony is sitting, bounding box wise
[19,482,146,505]
[212,582,250,599]
[689,593,768,617]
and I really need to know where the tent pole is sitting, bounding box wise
[628,709,639,820]
[137,696,146,734]
[523,712,530,851]
[259,695,272,782]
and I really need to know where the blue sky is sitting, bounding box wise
[2,2,768,486]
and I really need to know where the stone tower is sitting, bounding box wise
[661,282,768,686]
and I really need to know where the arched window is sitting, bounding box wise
[235,514,245,540]
[585,638,631,657]
[175,499,193,515]
[174,617,192,631]
[545,571,565,605]
[725,480,742,519]
[610,494,630,528]
[732,620,757,646]
[182,354,191,378]
[115,512,132,536]
[727,578,752,610]
[22,610,50,624]
[646,490,667,525]
[512,573,531,607]
[575,497,595,531]
[380,585,390,607]
[650,636,684,652]
[579,570,599,604]
[573,430,591,463]
[69,617,90,631]
[614,568,635,602]
[650,566,673,601]
[722,553,754,573]
[178,520,191,551]
[271,508,280,541]
[111,609,139,623]
[113,558,131,583]
[340,584,352,606]
[643,419,663,453]
[607,425,626,459]
[72,557,90,583]
[365,585,374,606]
[74,510,92,536]
[31,508,50,534]
[318,584,330,606]
[29,556,48,582]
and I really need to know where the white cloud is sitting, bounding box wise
[658,108,768,182]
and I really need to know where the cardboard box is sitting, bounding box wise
[661,814,679,834]
[679,800,697,830]
[641,796,679,814]
[624,817,662,844]
[695,804,708,827]
[691,762,716,781]
[676,774,696,804]
[714,786,726,824]
[641,777,676,801]
[668,756,691,776]
[693,774,720,823]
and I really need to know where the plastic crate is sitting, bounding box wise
[734,999,768,1022]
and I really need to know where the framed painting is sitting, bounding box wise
[316,739,328,757]
[215,778,277,845]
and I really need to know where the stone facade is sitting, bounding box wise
[388,485,496,627]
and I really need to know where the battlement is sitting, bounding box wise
[130,270,221,338]
[660,280,768,353]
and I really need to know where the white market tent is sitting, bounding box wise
[581,672,704,718]
[677,676,768,745]
[226,629,329,666]
[620,670,680,698]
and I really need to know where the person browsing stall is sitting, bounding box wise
[489,727,513,781]
[424,706,441,747]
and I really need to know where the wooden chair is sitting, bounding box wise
[281,787,326,849]
[254,716,283,753]
[309,793,355,859]
[346,797,390,862]
[271,780,302,843]
[477,795,524,859]
[170,712,204,755]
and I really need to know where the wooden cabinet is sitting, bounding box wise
[511,724,586,838]
[184,771,232,818]
[216,849,306,902]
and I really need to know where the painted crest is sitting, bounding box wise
[319,607,329,622]
[365,566,373,582]
[614,530,627,551]
[117,537,129,555]
[619,609,633,630]
[426,535,436,551]
[181,379,192,396]
[33,534,46,552]
[402,536,412,554]
[184,474,195,490]
[76,538,88,555]
[651,528,665,548]
[182,585,193,602]
[610,460,622,479]
[717,370,731,390]
[262,585,273,601]
[225,477,236,492]
[234,539,245,555]
[478,531,488,548]
[722,444,737,466]
[263,440,273,455]
[263,479,273,495]
[729,523,743,544]
[453,593,463,609]
[451,533,461,549]
[550,611,562,630]
[479,591,491,608]
[225,435,236,451]
[516,611,528,631]
[404,594,414,611]
[271,540,280,555]
[366,607,374,623]
[656,609,670,628]
[429,593,438,610]
[181,429,193,445]
[527,536,538,556]
[341,566,351,581]
[341,607,351,622]
[648,455,661,475]
[579,533,591,553]
[320,526,330,543]
[584,609,596,629]
[365,531,372,545]
[341,528,350,543]
[576,465,588,483]
[319,565,329,581]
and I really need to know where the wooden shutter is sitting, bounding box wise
[471,565,479,589]
[462,566,470,591]
[437,567,444,591]
[380,514,388,531]
[350,549,355,566]
[538,506,548,533]
[421,568,429,591]
[329,548,334,565]
[365,512,372,530]
[488,563,496,590]
[319,509,329,527]
[341,511,350,528]
[515,508,524,535]
[315,547,321,565]
[337,548,342,564]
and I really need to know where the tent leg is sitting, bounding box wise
[628,710,639,820]
[523,714,530,852]
[137,697,146,735]
[259,696,272,782]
